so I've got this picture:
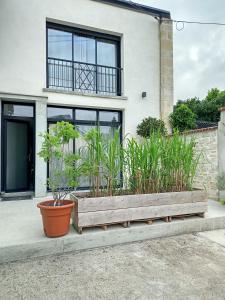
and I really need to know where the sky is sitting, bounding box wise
[135,0,225,102]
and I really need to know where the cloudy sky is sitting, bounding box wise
[136,0,225,102]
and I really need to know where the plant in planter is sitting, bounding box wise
[37,121,82,238]
[82,127,123,197]
[72,130,207,234]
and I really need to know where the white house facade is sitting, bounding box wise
[0,0,173,199]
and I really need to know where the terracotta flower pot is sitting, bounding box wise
[37,200,74,238]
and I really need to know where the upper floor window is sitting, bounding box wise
[47,23,122,96]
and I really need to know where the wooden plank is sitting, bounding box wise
[71,190,207,213]
[78,202,208,227]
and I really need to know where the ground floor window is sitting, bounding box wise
[47,106,122,189]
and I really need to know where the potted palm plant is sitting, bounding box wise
[37,121,82,238]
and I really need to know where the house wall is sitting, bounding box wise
[0,0,169,136]
[0,0,173,197]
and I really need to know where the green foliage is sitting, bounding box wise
[123,131,199,194]
[205,88,220,102]
[169,104,197,132]
[102,129,123,196]
[220,200,225,205]
[137,117,167,138]
[38,121,82,203]
[176,97,201,117]
[173,88,225,125]
[39,123,200,199]
[82,127,122,197]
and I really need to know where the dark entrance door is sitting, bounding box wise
[2,103,35,193]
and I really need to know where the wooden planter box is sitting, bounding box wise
[71,190,208,234]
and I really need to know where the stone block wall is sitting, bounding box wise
[160,19,174,131]
[184,127,218,199]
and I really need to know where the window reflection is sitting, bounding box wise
[48,107,73,120]
[48,124,74,188]
[3,104,34,118]
[48,29,72,60]
[74,35,95,64]
[76,125,96,188]
[99,111,119,122]
[97,40,117,67]
[76,109,97,121]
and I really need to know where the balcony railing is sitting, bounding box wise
[47,57,122,96]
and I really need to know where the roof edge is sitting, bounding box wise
[91,0,171,19]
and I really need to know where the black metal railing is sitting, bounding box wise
[47,57,122,96]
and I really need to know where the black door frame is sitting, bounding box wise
[1,102,35,193]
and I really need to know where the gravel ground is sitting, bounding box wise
[1,234,225,300]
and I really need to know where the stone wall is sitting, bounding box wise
[183,127,218,199]
[160,19,174,131]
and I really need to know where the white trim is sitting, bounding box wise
[42,88,128,101]
[0,92,48,103]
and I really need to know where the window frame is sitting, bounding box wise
[46,22,122,95]
[47,105,123,190]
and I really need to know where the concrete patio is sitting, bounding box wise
[1,199,225,264]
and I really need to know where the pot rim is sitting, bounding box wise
[37,199,74,210]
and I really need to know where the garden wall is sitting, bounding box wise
[182,107,225,199]
[183,127,218,199]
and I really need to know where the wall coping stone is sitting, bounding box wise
[219,106,225,112]
[179,126,218,136]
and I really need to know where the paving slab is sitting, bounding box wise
[0,199,225,263]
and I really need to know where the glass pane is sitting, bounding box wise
[3,104,34,117]
[6,121,28,191]
[48,59,73,91]
[97,40,117,67]
[97,66,117,95]
[76,109,97,121]
[48,29,72,60]
[74,35,95,64]
[48,124,74,188]
[99,111,119,122]
[100,126,121,187]
[75,125,95,152]
[76,125,95,188]
[47,107,73,120]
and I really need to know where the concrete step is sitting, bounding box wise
[0,199,225,264]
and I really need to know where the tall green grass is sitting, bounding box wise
[83,127,122,197]
[82,128,200,196]
[124,132,200,194]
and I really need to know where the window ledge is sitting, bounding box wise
[43,88,128,101]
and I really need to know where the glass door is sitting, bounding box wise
[4,120,29,192]
[2,103,35,193]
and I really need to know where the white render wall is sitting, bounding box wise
[0,0,162,137]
